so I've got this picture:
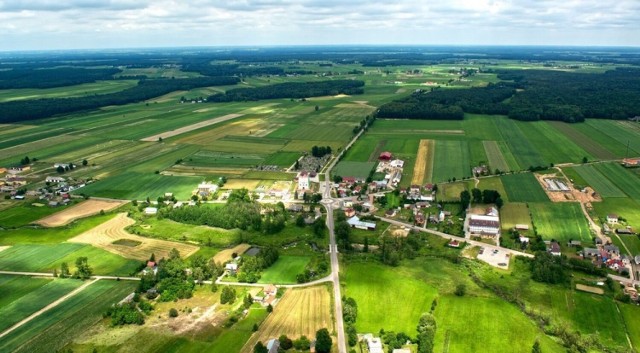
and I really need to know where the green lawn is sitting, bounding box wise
[529,203,592,242]
[433,296,565,353]
[501,173,549,202]
[343,261,438,334]
[209,305,268,353]
[258,255,311,284]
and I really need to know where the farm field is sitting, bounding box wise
[257,255,311,284]
[78,172,202,200]
[592,163,640,200]
[0,280,137,353]
[69,213,199,261]
[571,164,626,198]
[0,201,78,228]
[0,80,138,102]
[501,173,549,202]
[433,296,564,353]
[499,202,533,232]
[241,286,332,353]
[212,244,252,264]
[528,203,592,242]
[431,140,470,183]
[483,140,510,172]
[35,199,128,227]
[333,161,375,179]
[411,139,433,185]
[591,198,640,231]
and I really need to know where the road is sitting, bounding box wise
[0,270,140,281]
[0,278,99,339]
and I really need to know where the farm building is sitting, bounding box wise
[144,207,158,215]
[9,165,31,173]
[297,171,310,190]
[197,182,218,196]
[583,248,600,258]
[364,334,384,353]
[390,159,404,168]
[344,208,356,218]
[607,214,619,224]
[379,151,392,161]
[515,224,529,231]
[225,263,238,275]
[347,216,376,230]
[548,242,561,256]
[266,338,280,353]
[622,158,640,167]
[468,211,500,237]
[45,176,65,183]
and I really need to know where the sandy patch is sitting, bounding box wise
[576,284,604,295]
[412,139,433,185]
[35,199,128,227]
[212,244,252,264]
[534,172,600,203]
[68,213,199,261]
[140,113,244,142]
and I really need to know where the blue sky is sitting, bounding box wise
[0,0,638,50]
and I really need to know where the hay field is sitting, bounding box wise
[241,286,332,353]
[212,244,251,264]
[68,213,199,261]
[140,113,243,141]
[411,139,434,185]
[35,199,128,227]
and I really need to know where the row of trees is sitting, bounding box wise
[254,330,329,353]
[56,257,93,280]
[0,76,239,123]
[235,247,280,283]
[343,297,359,347]
[460,188,503,208]
[310,145,332,158]
[207,80,365,102]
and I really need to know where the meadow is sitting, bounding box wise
[529,203,592,241]
[571,164,626,198]
[501,173,549,202]
[258,255,311,284]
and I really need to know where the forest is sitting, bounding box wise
[377,68,640,122]
[0,67,121,89]
[0,76,239,123]
[207,80,365,102]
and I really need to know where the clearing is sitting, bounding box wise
[140,113,244,141]
[241,286,332,353]
[35,199,128,227]
[68,213,199,261]
[212,244,252,264]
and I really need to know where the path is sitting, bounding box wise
[0,270,140,281]
[0,278,99,339]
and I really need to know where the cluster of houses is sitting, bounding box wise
[373,152,404,189]
[580,243,630,273]
[603,214,636,236]
[0,165,29,193]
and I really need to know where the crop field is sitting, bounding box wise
[343,261,438,334]
[258,256,311,284]
[333,161,375,179]
[571,165,626,198]
[0,278,82,332]
[212,244,252,264]
[528,203,591,241]
[483,140,510,172]
[494,118,546,169]
[0,276,52,308]
[431,140,471,182]
[520,121,591,164]
[0,80,138,103]
[592,198,640,231]
[68,213,199,261]
[0,202,79,228]
[620,304,640,349]
[411,139,433,185]
[0,243,140,275]
[499,203,532,232]
[140,113,244,141]
[592,163,640,200]
[241,286,332,353]
[501,173,549,202]
[0,280,137,353]
[79,172,201,200]
[433,296,565,353]
[548,121,616,160]
[584,120,640,156]
[35,199,128,227]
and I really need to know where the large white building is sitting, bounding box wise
[468,208,500,237]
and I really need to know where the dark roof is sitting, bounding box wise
[469,219,500,228]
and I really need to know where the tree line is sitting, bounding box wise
[0,76,239,123]
[0,67,121,89]
[207,80,365,102]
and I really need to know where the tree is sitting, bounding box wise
[454,284,466,296]
[252,323,259,332]
[253,342,268,353]
[459,190,471,207]
[20,156,30,165]
[315,328,332,353]
[220,286,236,304]
[582,156,588,164]
[169,308,179,317]
[296,214,306,227]
[495,197,504,209]
[74,257,92,280]
[532,339,541,353]
[244,293,253,309]
[279,334,293,350]
[294,336,311,350]
[315,105,319,111]
[363,236,369,253]
[56,165,65,174]
[267,304,273,313]
[158,137,163,143]
[471,188,482,203]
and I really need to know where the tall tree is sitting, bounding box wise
[315,328,332,353]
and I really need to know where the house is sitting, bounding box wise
[515,224,530,231]
[45,176,65,183]
[415,201,430,209]
[297,171,310,189]
[616,228,634,235]
[519,236,530,244]
[225,263,238,275]
[9,165,30,173]
[622,158,640,167]
[384,209,396,217]
[567,240,582,247]
[390,159,405,168]
[548,242,561,256]
[344,208,356,217]
[410,185,421,194]
[264,284,277,297]
[604,245,620,257]
[288,204,303,212]
[364,334,384,353]
[266,338,280,353]
[53,163,72,169]
[164,192,173,198]
[379,151,392,161]
[144,207,158,215]
[197,182,218,196]
[607,214,619,224]
[347,216,376,230]
[415,214,425,226]
[342,176,357,186]
[448,240,460,248]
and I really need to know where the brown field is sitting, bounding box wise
[212,243,252,264]
[241,286,332,353]
[174,118,271,146]
[68,213,199,261]
[35,199,129,227]
[576,284,604,295]
[223,179,262,190]
[140,113,244,142]
[411,139,434,185]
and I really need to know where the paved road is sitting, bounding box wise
[212,275,332,288]
[0,278,99,339]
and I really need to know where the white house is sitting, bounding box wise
[45,176,65,183]
[297,171,310,190]
[390,159,405,168]
[197,182,218,196]
[364,334,384,353]
[468,214,500,236]
[347,216,376,230]
[607,214,619,224]
[225,263,238,275]
[144,207,158,215]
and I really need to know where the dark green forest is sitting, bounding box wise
[0,67,121,89]
[207,80,365,102]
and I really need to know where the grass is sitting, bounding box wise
[258,255,311,284]
[0,202,77,228]
[592,163,640,200]
[483,140,510,172]
[592,198,640,232]
[209,305,268,353]
[501,173,549,202]
[500,202,533,232]
[0,280,137,353]
[432,140,471,182]
[572,164,626,197]
[0,278,82,332]
[333,161,375,179]
[78,172,202,200]
[529,203,592,242]
[343,261,438,334]
[433,296,565,353]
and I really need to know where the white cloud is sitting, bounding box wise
[0,0,638,50]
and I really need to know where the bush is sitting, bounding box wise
[169,308,179,317]
[454,284,466,296]
[293,336,311,350]
[220,286,237,304]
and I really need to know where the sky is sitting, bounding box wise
[0,0,639,51]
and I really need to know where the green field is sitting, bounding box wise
[333,161,375,179]
[0,280,137,353]
[592,163,640,200]
[483,140,510,172]
[0,202,77,228]
[499,202,533,231]
[343,261,438,334]
[431,140,471,182]
[258,255,311,284]
[592,198,640,231]
[529,203,592,242]
[79,172,202,200]
[501,173,549,202]
[571,164,626,197]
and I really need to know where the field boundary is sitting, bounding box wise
[140,113,244,141]
[35,199,128,227]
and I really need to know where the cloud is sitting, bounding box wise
[0,0,638,50]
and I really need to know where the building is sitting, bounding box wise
[347,216,376,230]
[344,208,356,218]
[379,151,392,161]
[622,158,640,167]
[607,214,619,224]
[264,284,277,297]
[266,339,280,353]
[364,334,384,353]
[468,215,500,236]
[45,176,65,183]
[297,171,310,190]
[144,207,158,215]
[390,159,404,168]
[548,242,561,256]
[225,263,238,275]
[197,182,218,196]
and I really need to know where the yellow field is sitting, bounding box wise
[140,113,244,142]
[174,118,271,145]
[411,139,434,185]
[212,243,252,264]
[576,284,604,295]
[241,286,332,353]
[68,213,199,261]
[35,199,128,227]
[223,179,261,190]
